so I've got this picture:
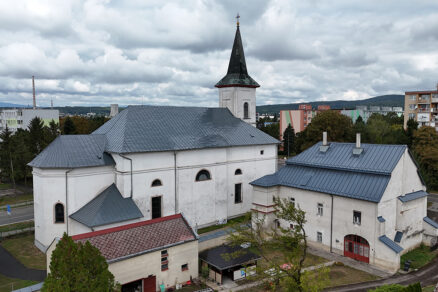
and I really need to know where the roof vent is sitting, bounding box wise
[353,133,363,155]
[319,131,330,152]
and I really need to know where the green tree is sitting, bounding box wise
[261,122,280,140]
[353,116,368,141]
[406,118,418,148]
[300,111,354,151]
[283,124,295,157]
[63,116,76,135]
[228,198,329,291]
[0,126,16,188]
[11,129,33,185]
[43,233,118,292]
[47,119,60,142]
[412,127,438,190]
[27,117,47,156]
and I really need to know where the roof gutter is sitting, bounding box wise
[119,154,133,198]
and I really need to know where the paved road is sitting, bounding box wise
[0,246,45,281]
[0,206,34,226]
[325,256,438,292]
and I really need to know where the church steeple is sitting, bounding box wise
[217,15,258,127]
[215,15,259,88]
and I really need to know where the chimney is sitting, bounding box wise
[356,133,361,148]
[322,131,327,146]
[110,104,119,117]
[32,76,36,109]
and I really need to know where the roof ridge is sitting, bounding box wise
[72,214,183,241]
[285,161,393,175]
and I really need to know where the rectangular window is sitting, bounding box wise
[317,203,323,216]
[260,150,264,155]
[409,104,416,110]
[161,263,168,271]
[161,250,168,271]
[152,196,162,219]
[353,211,361,225]
[161,250,168,256]
[317,232,322,243]
[181,264,188,271]
[410,95,416,100]
[289,197,295,207]
[235,183,242,204]
[161,256,167,263]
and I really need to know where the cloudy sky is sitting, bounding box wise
[1,0,438,107]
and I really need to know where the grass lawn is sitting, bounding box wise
[178,283,208,291]
[0,183,11,190]
[325,265,380,288]
[400,244,438,270]
[0,193,33,207]
[0,273,38,292]
[0,221,34,233]
[197,214,249,234]
[422,285,436,292]
[258,249,328,270]
[0,232,46,270]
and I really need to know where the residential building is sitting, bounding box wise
[251,133,438,272]
[341,106,404,124]
[46,214,198,292]
[404,87,438,130]
[0,108,59,133]
[29,21,279,251]
[279,105,330,139]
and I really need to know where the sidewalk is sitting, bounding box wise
[307,246,392,278]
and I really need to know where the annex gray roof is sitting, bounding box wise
[424,217,438,229]
[287,142,407,175]
[28,135,115,169]
[70,184,143,228]
[379,235,403,254]
[92,106,278,153]
[398,190,428,203]
[251,164,390,203]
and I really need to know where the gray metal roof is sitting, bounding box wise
[398,190,428,202]
[28,135,115,169]
[251,164,390,203]
[93,106,278,153]
[424,217,438,229]
[70,184,143,228]
[379,235,403,254]
[287,142,407,175]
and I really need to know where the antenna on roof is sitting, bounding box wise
[32,76,36,109]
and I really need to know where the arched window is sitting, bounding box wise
[235,169,242,175]
[244,102,249,119]
[55,203,64,223]
[151,179,162,187]
[196,170,211,181]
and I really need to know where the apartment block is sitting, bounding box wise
[404,87,438,131]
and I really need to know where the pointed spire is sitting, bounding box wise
[215,15,259,88]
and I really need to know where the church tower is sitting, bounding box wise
[216,15,259,126]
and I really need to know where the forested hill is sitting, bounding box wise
[256,94,404,114]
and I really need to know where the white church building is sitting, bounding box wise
[251,133,438,272]
[29,22,279,251]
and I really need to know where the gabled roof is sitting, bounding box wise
[70,184,143,228]
[287,142,406,175]
[28,135,115,169]
[72,214,197,262]
[424,217,438,229]
[215,26,259,88]
[92,106,278,153]
[251,164,390,202]
[398,190,428,202]
[199,244,261,270]
[379,235,403,254]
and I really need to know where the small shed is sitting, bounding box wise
[199,244,261,284]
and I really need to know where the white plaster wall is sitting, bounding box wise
[219,87,256,125]
[33,166,115,250]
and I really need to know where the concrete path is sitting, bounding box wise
[0,246,45,281]
[324,256,438,292]
[0,206,34,226]
[307,246,392,278]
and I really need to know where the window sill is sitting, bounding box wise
[353,223,361,226]
[161,268,169,272]
[182,268,189,272]
[235,201,243,204]
[161,260,169,265]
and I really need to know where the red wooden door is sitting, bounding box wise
[344,235,369,263]
[143,276,156,292]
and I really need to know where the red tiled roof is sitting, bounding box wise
[72,214,197,261]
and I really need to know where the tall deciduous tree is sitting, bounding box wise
[228,198,329,291]
[43,233,118,292]
[412,126,438,191]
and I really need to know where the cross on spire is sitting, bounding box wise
[236,13,240,27]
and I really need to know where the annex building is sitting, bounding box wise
[30,21,279,251]
[251,133,438,272]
